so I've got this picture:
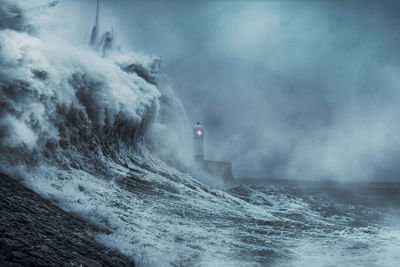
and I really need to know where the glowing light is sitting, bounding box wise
[196,130,203,136]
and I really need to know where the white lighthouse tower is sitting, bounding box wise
[193,122,204,161]
[191,121,233,181]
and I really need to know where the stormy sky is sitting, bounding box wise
[58,0,400,181]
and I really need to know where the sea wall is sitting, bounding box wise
[202,160,233,181]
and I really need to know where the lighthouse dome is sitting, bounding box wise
[194,122,204,137]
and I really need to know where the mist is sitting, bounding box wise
[59,0,400,181]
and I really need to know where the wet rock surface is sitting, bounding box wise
[0,173,135,267]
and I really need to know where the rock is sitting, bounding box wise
[11,251,25,259]
[0,173,135,266]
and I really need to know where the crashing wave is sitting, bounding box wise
[0,0,239,265]
[1,1,399,266]
[0,0,166,169]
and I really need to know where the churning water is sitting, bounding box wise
[19,164,400,266]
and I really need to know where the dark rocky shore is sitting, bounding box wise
[0,173,135,267]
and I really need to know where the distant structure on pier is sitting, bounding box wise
[193,122,204,161]
[193,122,233,182]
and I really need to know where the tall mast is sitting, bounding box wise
[95,0,99,30]
[89,0,100,48]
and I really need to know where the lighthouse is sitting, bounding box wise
[191,121,233,181]
[193,122,204,161]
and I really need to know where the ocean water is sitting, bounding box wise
[19,163,400,266]
[1,0,400,266]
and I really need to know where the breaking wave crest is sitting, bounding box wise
[0,0,161,170]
